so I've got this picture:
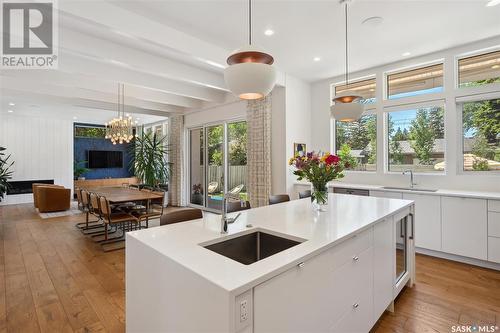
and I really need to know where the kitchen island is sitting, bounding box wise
[126,193,415,333]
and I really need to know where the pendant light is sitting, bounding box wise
[224,0,276,100]
[105,83,134,145]
[330,0,364,122]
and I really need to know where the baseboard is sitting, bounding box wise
[416,247,500,271]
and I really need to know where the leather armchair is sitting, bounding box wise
[35,186,71,213]
[32,183,62,208]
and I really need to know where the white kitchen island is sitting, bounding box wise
[126,193,415,333]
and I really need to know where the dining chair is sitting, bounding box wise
[76,190,101,231]
[227,200,251,213]
[98,195,139,251]
[160,208,203,226]
[75,187,83,210]
[269,194,290,205]
[132,189,166,229]
[298,190,312,199]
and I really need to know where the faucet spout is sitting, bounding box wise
[220,193,244,234]
[403,169,417,188]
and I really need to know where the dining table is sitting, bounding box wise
[83,186,163,204]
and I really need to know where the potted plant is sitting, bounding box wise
[74,160,90,180]
[130,131,172,201]
[289,151,345,211]
[0,147,14,202]
[191,184,203,205]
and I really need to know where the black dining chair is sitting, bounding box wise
[269,194,290,205]
[298,190,312,199]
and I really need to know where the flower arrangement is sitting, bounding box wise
[289,151,345,209]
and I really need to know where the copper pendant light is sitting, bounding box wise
[224,0,276,100]
[330,0,364,122]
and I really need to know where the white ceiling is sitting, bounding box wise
[1,0,499,121]
[113,0,500,81]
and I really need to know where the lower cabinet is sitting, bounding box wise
[402,193,441,251]
[253,217,403,333]
[442,196,487,260]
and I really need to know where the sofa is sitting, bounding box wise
[32,184,71,213]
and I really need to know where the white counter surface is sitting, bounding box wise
[127,194,412,294]
[294,181,500,200]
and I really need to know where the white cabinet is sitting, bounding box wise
[442,196,487,260]
[488,237,500,263]
[373,218,394,320]
[253,230,374,332]
[402,193,441,251]
[370,190,402,199]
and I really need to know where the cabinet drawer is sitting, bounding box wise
[329,227,373,269]
[488,237,500,264]
[488,200,500,213]
[488,212,500,237]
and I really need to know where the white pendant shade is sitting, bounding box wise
[330,102,364,122]
[224,45,276,100]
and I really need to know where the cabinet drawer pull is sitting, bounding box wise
[297,262,305,268]
[353,303,359,309]
[352,256,359,261]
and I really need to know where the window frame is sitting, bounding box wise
[455,46,500,90]
[332,75,377,107]
[384,100,447,175]
[455,92,500,175]
[384,59,445,102]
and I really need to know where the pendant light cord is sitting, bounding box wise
[345,2,348,87]
[248,0,252,45]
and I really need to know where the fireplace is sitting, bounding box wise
[7,180,54,195]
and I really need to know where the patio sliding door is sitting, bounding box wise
[188,120,247,212]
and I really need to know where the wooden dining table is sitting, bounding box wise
[83,186,163,204]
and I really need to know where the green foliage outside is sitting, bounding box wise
[0,147,14,202]
[409,109,439,165]
[337,144,358,170]
[336,115,376,169]
[207,122,248,166]
[130,132,171,186]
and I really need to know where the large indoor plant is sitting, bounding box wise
[130,131,172,187]
[289,151,345,211]
[0,147,14,202]
[74,160,90,180]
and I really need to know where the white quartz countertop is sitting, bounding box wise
[294,181,500,200]
[127,194,412,294]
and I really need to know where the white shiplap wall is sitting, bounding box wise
[0,113,73,205]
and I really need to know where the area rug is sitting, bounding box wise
[38,202,83,219]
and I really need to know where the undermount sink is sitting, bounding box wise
[203,231,304,265]
[382,186,438,192]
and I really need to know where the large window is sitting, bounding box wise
[334,78,376,104]
[458,50,500,88]
[461,99,500,172]
[387,64,443,100]
[387,105,445,173]
[335,114,377,171]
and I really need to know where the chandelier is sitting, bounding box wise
[105,83,134,144]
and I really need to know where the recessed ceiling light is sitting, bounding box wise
[313,57,321,62]
[8,102,15,106]
[492,64,500,69]
[361,16,384,26]
[7,110,13,113]
[264,29,274,36]
[402,52,411,57]
[73,116,77,120]
[486,0,500,7]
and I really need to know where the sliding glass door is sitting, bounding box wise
[188,120,247,212]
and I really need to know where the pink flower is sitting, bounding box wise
[325,154,339,165]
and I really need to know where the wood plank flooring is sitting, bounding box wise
[0,203,499,333]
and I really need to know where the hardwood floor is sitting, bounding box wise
[0,203,499,333]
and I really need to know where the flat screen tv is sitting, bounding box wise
[88,150,123,168]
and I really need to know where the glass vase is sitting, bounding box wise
[311,184,328,212]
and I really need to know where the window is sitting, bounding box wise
[74,125,106,138]
[387,64,443,99]
[387,105,445,173]
[458,50,500,88]
[461,98,500,172]
[335,114,377,171]
[334,78,376,104]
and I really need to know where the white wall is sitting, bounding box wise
[310,36,500,192]
[284,76,312,197]
[0,112,74,205]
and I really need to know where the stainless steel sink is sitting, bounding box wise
[203,231,303,265]
[382,186,438,192]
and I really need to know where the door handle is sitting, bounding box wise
[408,213,414,240]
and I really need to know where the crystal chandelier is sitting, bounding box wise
[105,83,134,145]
